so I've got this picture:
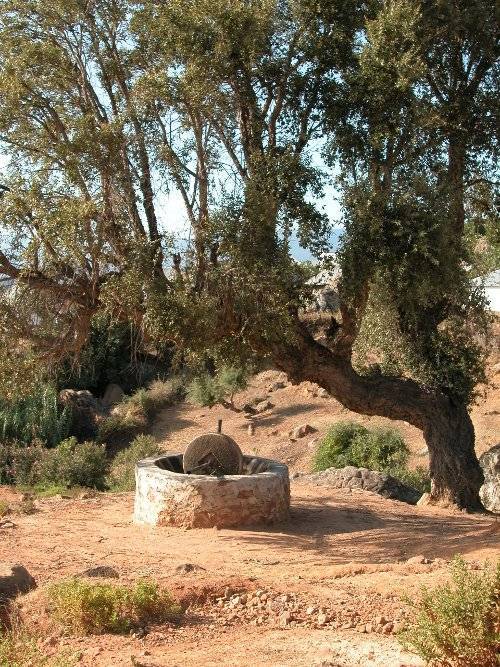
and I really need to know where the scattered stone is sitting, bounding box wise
[290,424,317,439]
[417,447,429,457]
[254,400,274,414]
[248,423,255,436]
[0,519,16,529]
[102,383,125,408]
[417,492,431,507]
[174,563,206,574]
[301,466,422,504]
[317,612,328,626]
[317,388,330,398]
[279,611,292,627]
[0,564,36,601]
[80,565,119,579]
[406,555,430,565]
[479,444,500,513]
[58,388,105,440]
[268,382,286,392]
[383,622,394,634]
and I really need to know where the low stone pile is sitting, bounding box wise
[295,466,422,505]
[204,588,408,635]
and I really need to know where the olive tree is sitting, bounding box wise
[0,0,497,509]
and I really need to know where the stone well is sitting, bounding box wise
[133,453,290,528]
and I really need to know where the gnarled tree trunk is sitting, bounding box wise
[271,320,484,511]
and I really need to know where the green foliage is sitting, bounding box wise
[0,626,76,667]
[187,374,224,408]
[391,466,431,494]
[38,438,108,491]
[47,579,182,635]
[0,442,45,486]
[313,421,409,472]
[0,438,107,490]
[312,420,429,491]
[399,556,500,667]
[108,435,162,492]
[0,386,72,448]
[187,364,250,408]
[57,317,173,395]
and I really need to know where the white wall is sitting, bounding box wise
[485,287,500,312]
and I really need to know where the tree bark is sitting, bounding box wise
[270,319,484,510]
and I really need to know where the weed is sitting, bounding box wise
[108,435,162,491]
[38,438,108,490]
[399,556,500,666]
[47,579,182,635]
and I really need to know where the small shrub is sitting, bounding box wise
[146,378,183,410]
[0,500,9,517]
[47,578,182,635]
[108,435,162,491]
[97,379,182,447]
[313,421,429,490]
[391,465,431,494]
[96,411,145,446]
[0,625,76,666]
[187,373,224,408]
[38,438,108,490]
[314,421,410,472]
[399,556,500,666]
[187,365,249,408]
[313,421,371,471]
[0,442,45,486]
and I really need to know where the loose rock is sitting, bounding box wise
[0,564,36,602]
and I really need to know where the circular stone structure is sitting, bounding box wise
[133,453,290,528]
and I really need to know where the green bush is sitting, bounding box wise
[0,442,45,486]
[38,438,108,490]
[313,421,429,491]
[399,556,500,667]
[0,626,76,667]
[0,386,72,448]
[47,578,182,635]
[187,365,249,408]
[187,374,225,408]
[391,465,431,494]
[313,421,409,472]
[108,435,162,491]
[57,316,174,395]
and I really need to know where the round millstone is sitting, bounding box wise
[183,433,243,475]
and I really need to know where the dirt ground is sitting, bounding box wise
[0,361,499,666]
[1,482,499,665]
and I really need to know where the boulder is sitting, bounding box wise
[268,381,286,392]
[0,564,36,602]
[58,389,105,439]
[102,383,125,408]
[290,424,317,439]
[301,466,422,505]
[479,444,500,513]
[254,400,274,414]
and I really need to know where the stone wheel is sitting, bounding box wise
[183,433,243,475]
